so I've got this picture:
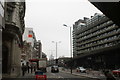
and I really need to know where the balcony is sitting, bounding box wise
[76,24,118,43]
[76,42,120,57]
[76,17,109,35]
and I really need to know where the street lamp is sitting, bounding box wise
[52,41,61,64]
[63,24,73,74]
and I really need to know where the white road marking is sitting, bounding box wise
[51,73,56,75]
[58,76,64,78]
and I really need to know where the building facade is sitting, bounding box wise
[2,2,25,77]
[23,28,36,47]
[35,40,42,59]
[22,28,37,64]
[21,41,32,66]
[42,52,47,58]
[58,57,70,67]
[0,0,4,79]
[73,13,120,70]
[0,0,4,29]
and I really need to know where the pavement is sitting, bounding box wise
[1,72,35,80]
[18,71,35,78]
[0,74,2,79]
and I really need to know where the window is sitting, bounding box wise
[6,10,13,21]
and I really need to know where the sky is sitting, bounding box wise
[25,0,102,59]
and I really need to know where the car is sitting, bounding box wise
[51,66,59,73]
[76,67,86,73]
[112,69,120,77]
[35,70,47,80]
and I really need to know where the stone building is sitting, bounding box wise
[2,2,25,77]
[0,0,4,79]
[23,28,36,47]
[0,0,4,29]
[22,28,37,62]
[73,13,120,70]
[21,41,32,66]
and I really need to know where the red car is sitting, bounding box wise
[35,75,47,80]
[35,70,47,80]
[112,69,120,77]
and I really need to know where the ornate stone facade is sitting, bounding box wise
[2,2,25,77]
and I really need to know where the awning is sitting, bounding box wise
[29,59,39,62]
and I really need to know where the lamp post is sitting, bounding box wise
[63,24,72,74]
[52,41,61,65]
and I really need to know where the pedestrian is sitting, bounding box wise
[21,63,26,76]
[26,62,30,73]
[30,66,33,73]
[27,65,30,73]
[34,66,36,72]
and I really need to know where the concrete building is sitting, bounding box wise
[35,40,42,59]
[23,28,44,62]
[73,18,87,57]
[22,28,38,65]
[2,2,25,77]
[48,54,54,66]
[88,2,120,27]
[23,28,36,47]
[58,57,70,67]
[42,52,47,58]
[73,13,120,70]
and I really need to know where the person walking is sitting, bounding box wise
[26,62,30,73]
[21,63,26,76]
[30,66,33,73]
[34,66,36,72]
[27,65,30,73]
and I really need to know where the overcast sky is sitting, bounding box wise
[25,0,102,59]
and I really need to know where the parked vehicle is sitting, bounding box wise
[112,69,120,77]
[51,66,59,73]
[29,58,47,73]
[76,67,86,73]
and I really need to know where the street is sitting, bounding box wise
[2,67,105,80]
[1,1,120,80]
[46,67,88,79]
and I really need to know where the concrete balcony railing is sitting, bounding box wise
[76,20,114,39]
[76,24,119,43]
[76,17,109,35]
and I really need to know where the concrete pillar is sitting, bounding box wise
[2,39,12,77]
[10,38,21,77]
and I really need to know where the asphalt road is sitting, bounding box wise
[46,72,98,80]
[1,67,100,80]
[45,67,99,80]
